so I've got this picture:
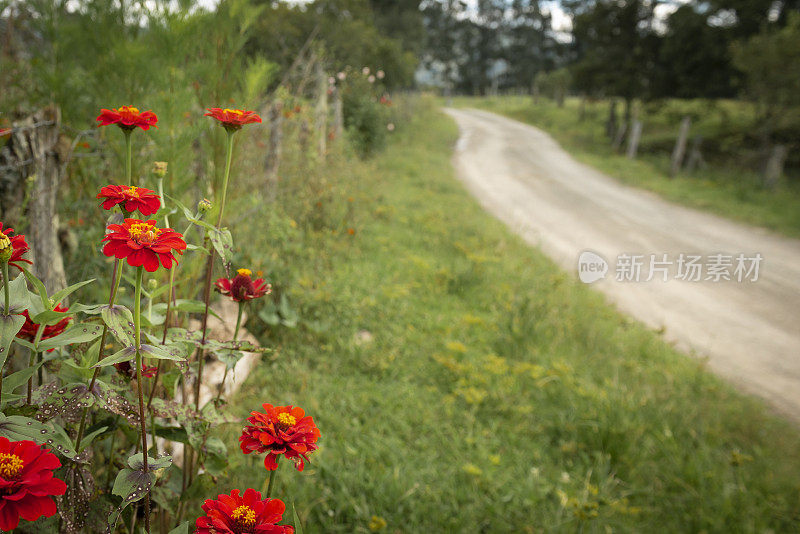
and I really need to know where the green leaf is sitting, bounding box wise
[38,323,104,352]
[212,348,243,370]
[202,437,228,476]
[30,309,71,327]
[51,279,95,306]
[140,343,187,362]
[0,313,25,368]
[185,244,209,253]
[127,452,173,471]
[292,503,304,534]
[21,267,49,310]
[0,414,77,458]
[68,303,105,315]
[77,426,108,452]
[6,273,32,314]
[92,346,136,368]
[168,521,190,534]
[101,304,135,346]
[109,466,154,531]
[1,362,44,402]
[207,227,234,265]
[165,194,197,223]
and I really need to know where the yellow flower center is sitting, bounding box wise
[276,412,296,430]
[0,453,24,479]
[237,268,252,277]
[231,505,256,527]
[119,106,140,114]
[128,222,161,245]
[0,234,11,252]
[126,186,140,197]
[223,109,244,116]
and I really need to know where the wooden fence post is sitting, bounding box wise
[685,136,706,174]
[332,88,344,140]
[0,106,68,296]
[626,120,642,159]
[606,100,618,140]
[763,144,787,189]
[314,61,327,158]
[264,102,283,201]
[670,116,691,177]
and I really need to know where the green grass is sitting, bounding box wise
[223,100,800,532]
[454,95,800,238]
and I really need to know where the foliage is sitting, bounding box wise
[226,101,800,531]
[339,69,394,156]
[732,11,800,141]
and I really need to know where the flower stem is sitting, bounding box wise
[133,265,151,534]
[217,130,235,227]
[190,131,235,480]
[27,323,46,404]
[265,465,278,498]
[124,129,134,186]
[74,259,123,451]
[146,266,176,411]
[194,130,235,407]
[0,261,9,402]
[213,302,244,406]
[2,261,9,315]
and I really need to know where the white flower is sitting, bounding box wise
[328,76,335,85]
[376,70,385,79]
[368,75,376,83]
[362,66,370,76]
[387,123,395,131]
[337,72,346,81]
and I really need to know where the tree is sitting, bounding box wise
[505,0,557,90]
[565,0,660,121]
[653,4,738,99]
[732,11,800,142]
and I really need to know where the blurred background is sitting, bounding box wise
[2,1,800,532]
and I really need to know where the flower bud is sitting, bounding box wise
[0,234,12,263]
[147,279,158,290]
[198,198,212,213]
[152,161,168,177]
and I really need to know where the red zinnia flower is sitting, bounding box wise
[96,106,158,131]
[101,219,187,272]
[113,360,158,379]
[0,223,31,271]
[239,404,320,471]
[0,438,67,531]
[215,269,271,303]
[97,185,162,216]
[16,305,71,350]
[195,488,293,534]
[205,108,262,131]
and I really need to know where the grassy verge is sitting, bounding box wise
[454,95,800,238]
[225,100,800,532]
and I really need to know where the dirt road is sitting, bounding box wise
[445,108,800,420]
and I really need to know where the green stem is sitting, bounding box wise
[2,261,9,315]
[27,323,46,404]
[265,464,278,498]
[157,176,169,227]
[133,266,151,534]
[213,302,244,405]
[75,259,123,452]
[146,266,176,411]
[124,129,134,186]
[0,261,9,401]
[216,130,235,227]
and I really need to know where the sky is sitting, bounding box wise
[192,0,691,32]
